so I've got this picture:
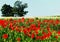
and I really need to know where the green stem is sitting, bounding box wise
[4,39,6,42]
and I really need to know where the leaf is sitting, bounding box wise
[31,39,34,42]
[35,40,40,42]
[50,35,56,41]
[38,31,42,36]
[19,22,23,26]
[26,37,32,42]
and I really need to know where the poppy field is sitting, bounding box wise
[0,17,60,42]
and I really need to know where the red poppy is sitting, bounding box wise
[16,38,21,41]
[30,24,36,30]
[14,20,17,23]
[36,36,41,40]
[34,27,40,35]
[26,21,28,24]
[43,19,48,23]
[0,20,4,25]
[42,31,47,35]
[27,28,31,33]
[36,27,40,30]
[31,33,35,38]
[23,29,27,34]
[0,20,7,28]
[55,19,59,24]
[54,36,58,39]
[40,36,45,40]
[48,19,54,24]
[27,33,31,37]
[2,34,8,39]
[47,32,52,38]
[2,20,8,28]
[35,30,38,35]
[9,22,13,28]
[38,23,40,27]
[36,20,40,22]
[15,27,20,32]
[43,35,47,39]
[21,17,25,22]
[47,28,50,31]
[29,18,34,23]
[30,24,36,28]
[57,31,60,35]
[11,27,15,30]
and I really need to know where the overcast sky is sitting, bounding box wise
[0,0,60,17]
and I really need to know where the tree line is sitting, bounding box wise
[1,1,28,17]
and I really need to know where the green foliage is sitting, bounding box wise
[1,1,28,17]
[1,4,13,17]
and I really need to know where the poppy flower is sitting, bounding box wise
[29,19,34,23]
[48,19,54,24]
[42,31,47,35]
[47,28,50,31]
[18,19,21,22]
[43,19,48,23]
[15,27,20,32]
[55,19,59,24]
[25,20,29,24]
[38,23,40,27]
[27,33,31,37]
[36,20,40,22]
[0,20,4,25]
[57,31,60,35]
[30,24,36,28]
[2,34,8,39]
[14,20,17,23]
[1,20,8,28]
[27,28,31,33]
[36,27,40,31]
[30,24,36,30]
[9,23,13,28]
[46,32,52,38]
[35,30,38,35]
[23,29,27,34]
[43,35,47,39]
[21,17,25,22]
[54,36,58,39]
[40,36,45,40]
[16,37,21,41]
[11,27,15,30]
[31,33,35,39]
[0,20,7,27]
[36,36,41,40]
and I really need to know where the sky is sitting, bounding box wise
[0,0,60,17]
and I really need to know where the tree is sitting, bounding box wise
[1,4,13,17]
[1,0,28,17]
[13,0,28,17]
